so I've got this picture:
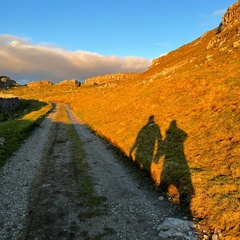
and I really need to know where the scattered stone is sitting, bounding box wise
[0,137,6,145]
[203,234,209,239]
[212,233,219,240]
[233,40,240,48]
[157,217,197,240]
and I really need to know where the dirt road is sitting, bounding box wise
[0,104,198,239]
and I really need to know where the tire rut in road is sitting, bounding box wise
[22,121,82,239]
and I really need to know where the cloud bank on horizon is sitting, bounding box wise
[0,34,151,84]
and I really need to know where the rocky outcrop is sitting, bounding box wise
[84,73,140,85]
[219,0,240,32]
[0,97,21,113]
[58,79,82,87]
[206,0,240,50]
[0,76,18,89]
[27,81,53,89]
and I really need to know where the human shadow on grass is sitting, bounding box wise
[130,117,195,213]
[130,115,163,172]
[159,120,195,212]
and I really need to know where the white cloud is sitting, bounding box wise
[211,9,226,17]
[0,34,151,83]
[157,42,171,47]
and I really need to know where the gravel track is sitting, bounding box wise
[0,109,55,239]
[0,105,198,239]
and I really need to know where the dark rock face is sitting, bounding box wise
[0,76,18,89]
[0,97,21,113]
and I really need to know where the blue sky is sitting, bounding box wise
[0,0,236,83]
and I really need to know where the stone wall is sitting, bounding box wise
[0,97,21,113]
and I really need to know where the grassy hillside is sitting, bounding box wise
[4,2,240,238]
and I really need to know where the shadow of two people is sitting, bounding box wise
[130,115,194,212]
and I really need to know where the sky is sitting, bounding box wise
[0,0,237,84]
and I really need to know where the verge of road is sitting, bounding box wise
[0,107,56,239]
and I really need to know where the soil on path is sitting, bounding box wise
[0,104,198,239]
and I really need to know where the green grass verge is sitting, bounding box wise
[0,100,53,168]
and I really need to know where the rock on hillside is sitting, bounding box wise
[84,73,140,85]
[0,76,18,89]
[206,0,240,50]
[219,0,240,32]
[58,79,82,87]
[27,81,53,89]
